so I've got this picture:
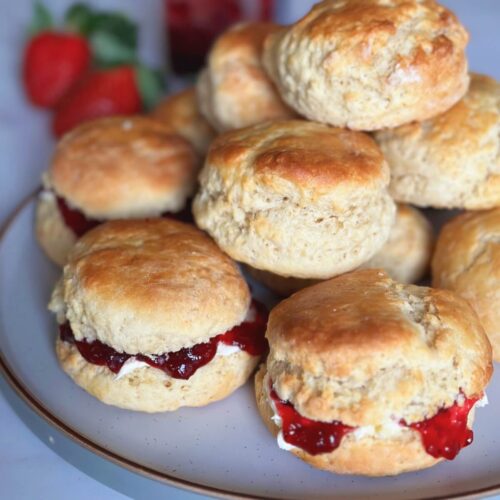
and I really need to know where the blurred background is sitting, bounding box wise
[1,0,499,223]
[0,1,499,499]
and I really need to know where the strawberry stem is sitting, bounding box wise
[29,1,53,35]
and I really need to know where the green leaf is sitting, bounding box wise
[29,1,53,35]
[134,66,165,110]
[65,3,94,35]
[91,31,138,67]
[87,13,138,50]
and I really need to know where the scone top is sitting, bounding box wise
[263,0,469,130]
[46,116,198,219]
[200,120,389,201]
[266,269,492,427]
[51,219,251,355]
[197,22,294,132]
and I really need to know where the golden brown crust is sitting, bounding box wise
[150,87,216,155]
[376,73,500,209]
[48,116,198,219]
[432,209,500,360]
[207,120,388,192]
[266,269,492,425]
[49,219,250,354]
[263,0,469,130]
[255,366,440,476]
[196,22,295,131]
[58,337,258,412]
[193,120,395,278]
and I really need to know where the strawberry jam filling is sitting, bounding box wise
[57,196,100,236]
[269,383,355,456]
[269,380,480,459]
[401,394,479,460]
[59,300,268,380]
[56,194,193,237]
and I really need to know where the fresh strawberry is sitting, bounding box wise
[52,66,141,137]
[23,31,91,108]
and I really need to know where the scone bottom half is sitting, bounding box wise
[255,269,493,476]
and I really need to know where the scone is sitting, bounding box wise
[196,22,295,132]
[50,219,268,412]
[247,204,434,295]
[255,269,492,476]
[151,87,216,155]
[432,209,500,361]
[263,0,469,130]
[36,116,197,266]
[358,204,433,281]
[194,120,396,279]
[375,73,500,209]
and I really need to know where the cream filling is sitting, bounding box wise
[40,188,56,203]
[115,358,150,380]
[265,376,488,453]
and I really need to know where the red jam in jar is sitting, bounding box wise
[56,195,194,237]
[269,383,355,456]
[402,395,480,460]
[59,300,268,380]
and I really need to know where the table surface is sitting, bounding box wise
[0,1,499,499]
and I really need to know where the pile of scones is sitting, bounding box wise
[34,0,499,477]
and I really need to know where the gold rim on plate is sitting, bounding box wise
[0,192,498,500]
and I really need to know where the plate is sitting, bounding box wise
[1,197,499,500]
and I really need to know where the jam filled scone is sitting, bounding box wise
[196,22,295,132]
[432,208,500,361]
[36,116,197,266]
[50,219,267,412]
[255,269,492,476]
[263,0,469,130]
[193,120,396,280]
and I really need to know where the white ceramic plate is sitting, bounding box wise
[1,197,499,500]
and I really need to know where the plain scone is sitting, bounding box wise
[256,269,492,476]
[196,21,295,132]
[36,116,198,266]
[150,87,216,155]
[263,0,469,130]
[247,203,434,295]
[49,219,261,412]
[432,209,500,361]
[193,119,396,279]
[375,73,500,209]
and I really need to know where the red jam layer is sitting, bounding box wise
[402,395,479,460]
[59,300,268,380]
[269,384,355,456]
[269,380,480,460]
[56,195,194,237]
[57,196,100,237]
